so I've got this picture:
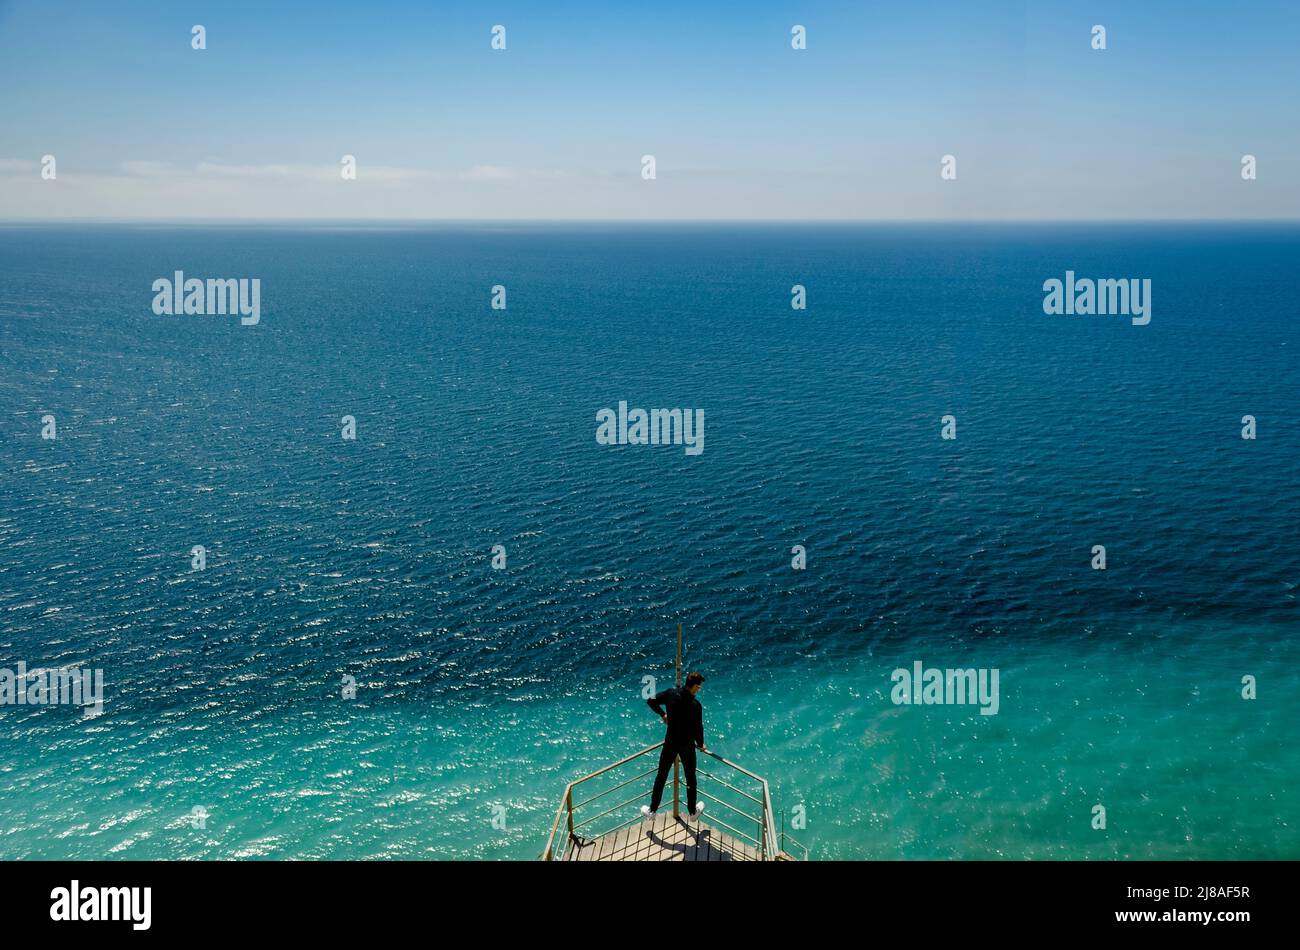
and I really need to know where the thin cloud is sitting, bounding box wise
[460,165,564,183]
[120,160,172,177]
[195,161,434,183]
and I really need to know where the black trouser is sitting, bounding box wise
[649,742,697,814]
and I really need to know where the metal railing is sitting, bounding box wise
[542,741,786,861]
[779,828,809,861]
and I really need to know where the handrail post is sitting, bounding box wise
[672,756,680,818]
[673,623,682,820]
[565,787,575,839]
[759,777,778,859]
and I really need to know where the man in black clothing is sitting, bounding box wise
[641,671,707,820]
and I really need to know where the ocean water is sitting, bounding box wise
[0,222,1297,860]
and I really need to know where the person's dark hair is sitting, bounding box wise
[685,671,705,689]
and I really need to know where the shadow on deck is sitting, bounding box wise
[563,810,762,861]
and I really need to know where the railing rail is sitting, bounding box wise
[780,828,809,861]
[542,742,786,861]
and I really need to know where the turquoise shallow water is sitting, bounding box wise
[1,223,1297,859]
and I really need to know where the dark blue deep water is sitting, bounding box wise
[1,223,1297,858]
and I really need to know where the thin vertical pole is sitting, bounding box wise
[676,623,682,687]
[672,623,682,818]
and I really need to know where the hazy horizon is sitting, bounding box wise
[2,0,1298,222]
[5,218,1300,226]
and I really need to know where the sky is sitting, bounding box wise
[1,0,1297,220]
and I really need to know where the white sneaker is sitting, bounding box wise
[692,802,705,817]
[641,805,656,819]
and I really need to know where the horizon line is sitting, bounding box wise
[3,217,1300,227]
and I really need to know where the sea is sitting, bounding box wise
[1,222,1296,859]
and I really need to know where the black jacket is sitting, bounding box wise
[647,686,704,749]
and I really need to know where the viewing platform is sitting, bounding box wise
[542,740,806,861]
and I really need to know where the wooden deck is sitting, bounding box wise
[562,810,763,862]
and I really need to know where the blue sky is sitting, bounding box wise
[1,0,1297,219]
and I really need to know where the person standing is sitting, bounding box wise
[641,672,706,819]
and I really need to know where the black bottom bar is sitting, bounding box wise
[0,859,1287,937]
